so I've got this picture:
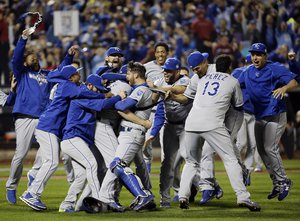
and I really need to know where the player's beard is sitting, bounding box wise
[28,62,40,72]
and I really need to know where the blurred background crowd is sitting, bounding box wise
[0,0,300,85]
[0,0,300,158]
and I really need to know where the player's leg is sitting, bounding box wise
[172,149,184,202]
[203,127,260,211]
[134,149,152,190]
[160,123,181,207]
[178,131,204,209]
[60,160,87,212]
[6,118,38,204]
[254,148,263,172]
[61,151,74,184]
[61,138,100,200]
[261,113,292,200]
[143,110,156,172]
[20,129,60,210]
[26,149,43,187]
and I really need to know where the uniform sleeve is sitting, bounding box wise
[150,101,165,137]
[77,95,121,111]
[273,63,296,85]
[0,90,8,107]
[231,81,244,109]
[64,83,105,100]
[11,37,27,79]
[5,91,16,106]
[183,74,198,99]
[176,76,190,86]
[56,54,74,71]
[128,87,146,106]
[115,97,137,111]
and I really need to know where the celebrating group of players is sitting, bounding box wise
[2,24,298,213]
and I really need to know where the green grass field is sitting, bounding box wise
[0,160,299,221]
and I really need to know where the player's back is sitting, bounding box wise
[185,71,243,132]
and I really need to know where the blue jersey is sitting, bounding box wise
[232,67,254,114]
[37,82,105,138]
[63,93,121,145]
[12,37,73,118]
[288,60,300,83]
[239,61,296,119]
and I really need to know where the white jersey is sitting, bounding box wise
[184,64,216,99]
[144,60,164,82]
[120,85,153,131]
[155,76,191,122]
[185,71,243,132]
[98,80,132,125]
[0,90,8,107]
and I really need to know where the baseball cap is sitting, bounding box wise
[105,47,124,57]
[248,43,267,54]
[86,74,108,92]
[119,64,128,74]
[187,51,209,69]
[60,65,83,80]
[245,54,252,63]
[161,58,181,71]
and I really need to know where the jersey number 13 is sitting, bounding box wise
[202,81,220,96]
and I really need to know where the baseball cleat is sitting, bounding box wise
[59,207,75,213]
[278,179,292,201]
[108,202,125,212]
[199,190,215,205]
[132,194,154,211]
[27,172,35,188]
[267,185,280,199]
[214,185,224,199]
[159,201,170,208]
[254,167,262,172]
[20,192,47,211]
[179,198,189,209]
[6,189,17,204]
[237,200,261,212]
[172,195,179,202]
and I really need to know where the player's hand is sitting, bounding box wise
[143,119,152,129]
[164,90,171,100]
[10,76,17,93]
[272,87,287,99]
[146,79,155,88]
[68,45,80,56]
[287,51,296,61]
[143,136,155,148]
[118,90,127,100]
[105,92,114,98]
[22,27,35,39]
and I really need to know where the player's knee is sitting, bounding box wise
[110,157,127,175]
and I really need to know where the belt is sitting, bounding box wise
[166,119,185,125]
[120,126,145,135]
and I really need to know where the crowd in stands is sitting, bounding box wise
[0,0,299,86]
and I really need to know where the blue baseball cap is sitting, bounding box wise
[105,47,124,57]
[161,58,181,71]
[86,74,108,92]
[249,43,267,54]
[119,64,128,74]
[245,54,252,63]
[60,65,83,80]
[187,51,209,69]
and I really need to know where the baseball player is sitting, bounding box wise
[143,42,169,173]
[146,57,192,208]
[99,61,154,211]
[173,52,260,211]
[238,43,298,201]
[5,27,75,204]
[59,74,126,212]
[19,65,106,211]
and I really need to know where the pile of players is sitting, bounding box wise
[3,26,298,213]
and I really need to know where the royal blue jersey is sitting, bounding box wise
[37,82,105,138]
[63,93,121,145]
[239,62,296,119]
[12,37,73,118]
[232,67,254,114]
